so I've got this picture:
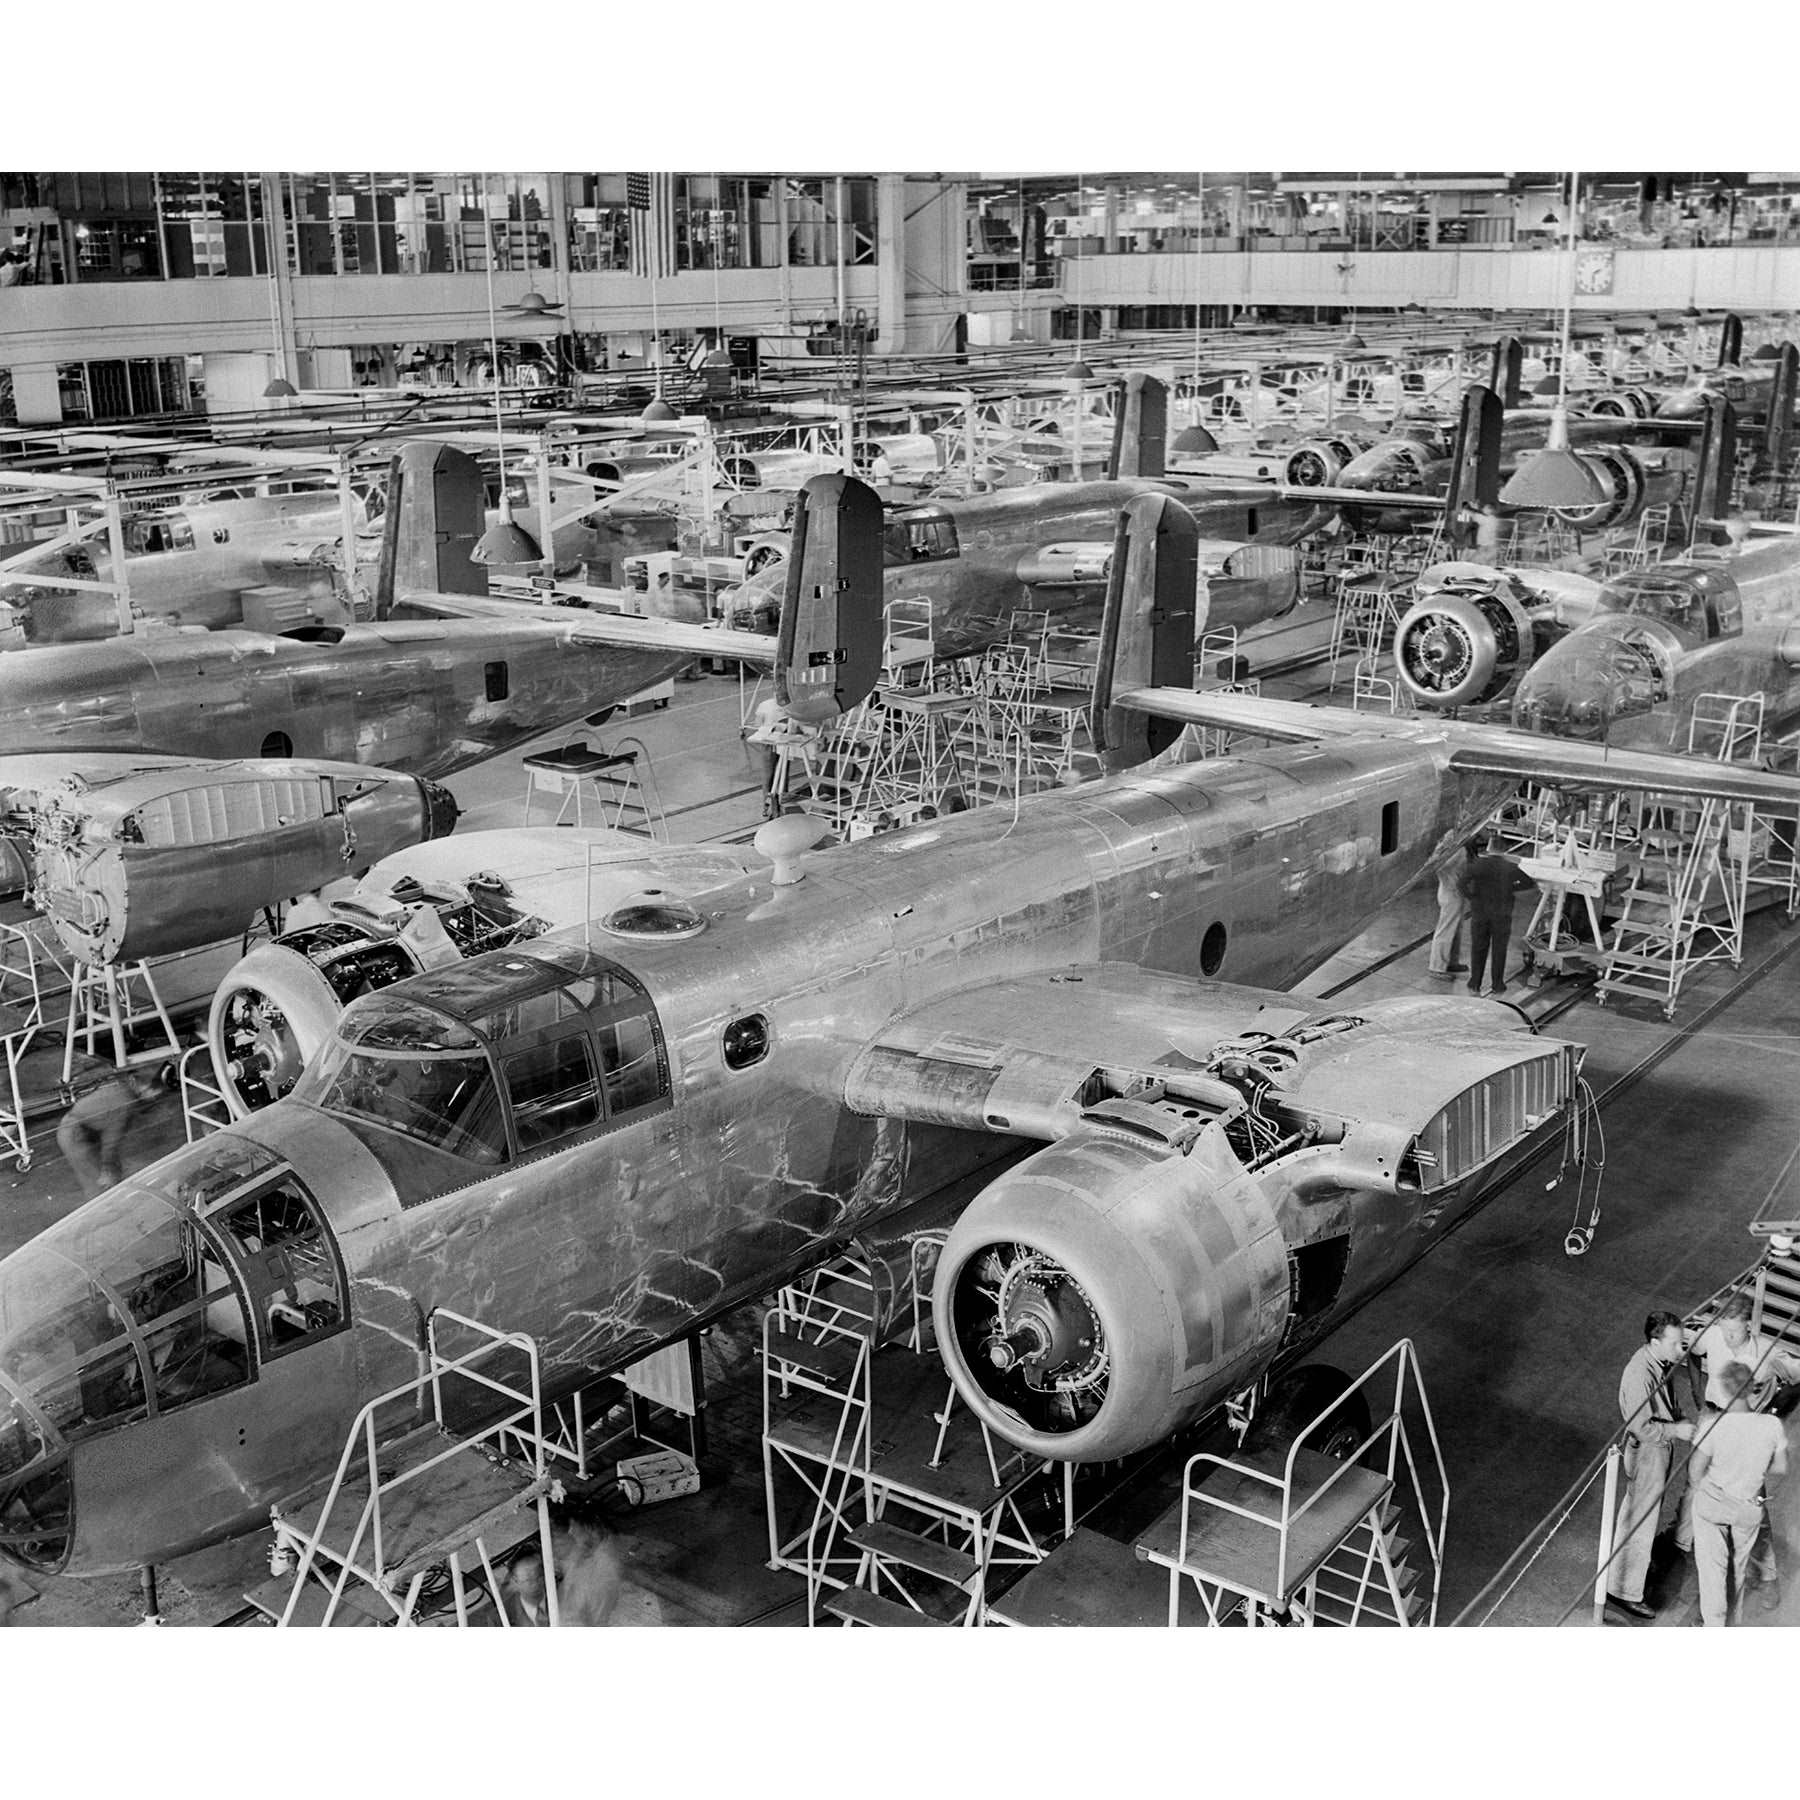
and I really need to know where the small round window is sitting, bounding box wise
[1200,922,1228,976]
[260,730,293,759]
[723,1014,769,1070]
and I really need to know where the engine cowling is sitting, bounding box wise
[208,927,424,1117]
[931,1113,1291,1463]
[1581,387,1659,420]
[1281,437,1364,487]
[1550,444,1650,530]
[1393,583,1536,709]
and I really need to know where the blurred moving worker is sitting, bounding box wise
[1460,834,1539,997]
[1609,1310,1696,1624]
[500,1520,626,1626]
[1688,1360,1788,1626]
[1428,839,1476,979]
[55,1066,161,1199]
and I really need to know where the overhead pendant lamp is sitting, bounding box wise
[1500,169,1607,511]
[472,208,544,568]
[640,394,678,422]
[1171,423,1219,455]
[1064,357,1094,381]
[262,375,298,399]
[1340,330,1366,351]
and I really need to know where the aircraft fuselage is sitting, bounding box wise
[0,620,687,781]
[0,734,1524,1574]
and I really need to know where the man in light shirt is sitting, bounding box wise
[1687,1360,1788,1626]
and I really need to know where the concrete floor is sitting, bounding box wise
[5,601,1798,1627]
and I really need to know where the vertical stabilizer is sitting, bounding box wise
[1092,493,1198,769]
[1110,372,1169,480]
[1696,396,1738,527]
[1444,384,1504,537]
[1764,343,1797,472]
[1718,313,1744,369]
[776,473,885,724]
[374,442,485,618]
[1488,337,1523,410]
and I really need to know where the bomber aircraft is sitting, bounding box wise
[3,479,1799,1579]
[1392,533,1800,749]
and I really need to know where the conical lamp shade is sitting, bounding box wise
[640,396,678,423]
[1498,408,1607,508]
[1171,424,1220,455]
[1064,358,1093,381]
[471,518,544,566]
[263,376,299,398]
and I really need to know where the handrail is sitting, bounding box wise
[278,1309,550,1625]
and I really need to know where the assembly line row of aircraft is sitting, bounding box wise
[3,472,1800,1578]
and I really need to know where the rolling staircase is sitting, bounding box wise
[245,1309,558,1627]
[761,1246,1062,1626]
[1595,695,1765,1017]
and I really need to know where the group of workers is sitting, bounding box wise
[1609,1294,1800,1628]
[1428,833,1540,995]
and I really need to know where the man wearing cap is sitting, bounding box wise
[1609,1310,1696,1622]
[1459,833,1539,998]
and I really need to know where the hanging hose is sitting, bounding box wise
[1549,1076,1607,1256]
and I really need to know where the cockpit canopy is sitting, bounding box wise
[1595,565,1742,641]
[123,514,196,557]
[882,507,960,566]
[291,941,669,1182]
[0,1135,348,1567]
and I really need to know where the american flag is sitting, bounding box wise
[627,171,675,279]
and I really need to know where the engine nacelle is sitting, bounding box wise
[1550,444,1653,530]
[932,1113,1291,1462]
[1393,582,1537,709]
[1281,437,1365,488]
[1581,387,1659,420]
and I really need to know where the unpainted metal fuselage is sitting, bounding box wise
[0,734,1520,1574]
[882,480,1330,658]
[0,619,687,781]
[1512,538,1800,748]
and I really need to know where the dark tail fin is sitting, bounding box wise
[1764,343,1797,470]
[373,442,486,619]
[1108,372,1168,480]
[1092,492,1197,769]
[1488,337,1523,409]
[776,473,886,725]
[1718,312,1744,369]
[1696,395,1739,527]
[1443,384,1504,540]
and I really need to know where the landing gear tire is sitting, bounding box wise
[1248,1365,1371,1464]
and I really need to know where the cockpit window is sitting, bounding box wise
[351,995,482,1053]
[1600,574,1704,632]
[208,1179,344,1357]
[504,1035,602,1151]
[123,516,195,557]
[882,511,959,566]
[599,1014,662,1113]
[304,1043,509,1165]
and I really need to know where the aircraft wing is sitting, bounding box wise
[841,962,1546,1143]
[392,588,779,661]
[1111,688,1800,813]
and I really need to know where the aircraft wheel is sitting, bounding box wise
[1248,1365,1371,1464]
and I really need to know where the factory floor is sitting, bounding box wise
[5,605,1798,1629]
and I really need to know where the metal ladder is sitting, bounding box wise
[0,921,50,1172]
[1595,694,1762,1017]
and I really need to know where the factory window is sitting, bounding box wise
[675,175,780,270]
[784,177,877,268]
[54,358,197,423]
[155,174,268,278]
[1380,800,1399,855]
[280,175,552,277]
[566,174,633,272]
[503,1035,602,1152]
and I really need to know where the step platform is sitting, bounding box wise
[986,1527,1198,1627]
[272,1423,547,1587]
[1136,1443,1393,1608]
